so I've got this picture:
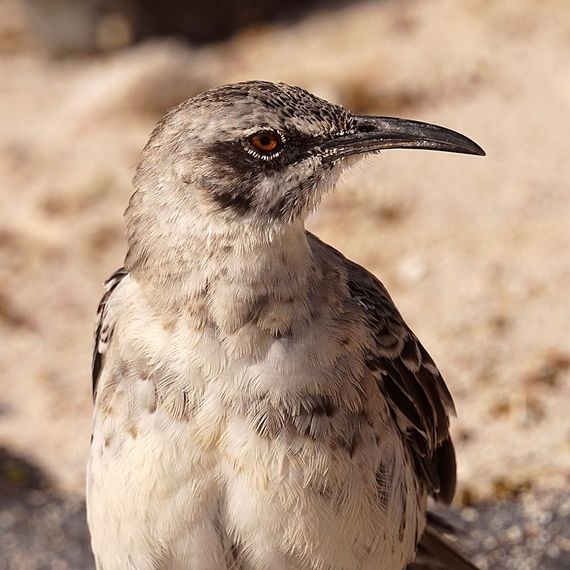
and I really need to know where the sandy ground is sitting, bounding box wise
[0,0,569,566]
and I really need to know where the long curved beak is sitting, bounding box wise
[322,115,485,162]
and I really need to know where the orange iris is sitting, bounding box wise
[249,131,281,154]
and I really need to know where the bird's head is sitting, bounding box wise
[127,81,484,260]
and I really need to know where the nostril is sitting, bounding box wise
[357,122,377,133]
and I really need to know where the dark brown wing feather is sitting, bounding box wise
[343,256,457,504]
[307,232,457,504]
[308,232,477,569]
[92,268,128,398]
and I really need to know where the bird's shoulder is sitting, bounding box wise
[92,268,129,398]
[308,232,457,504]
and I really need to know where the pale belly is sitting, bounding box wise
[88,413,226,570]
[87,386,423,570]
[88,289,423,569]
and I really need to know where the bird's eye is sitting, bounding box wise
[248,131,283,156]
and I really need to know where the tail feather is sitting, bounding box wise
[408,512,479,570]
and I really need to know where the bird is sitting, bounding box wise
[87,80,485,570]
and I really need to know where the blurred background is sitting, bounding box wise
[0,0,569,568]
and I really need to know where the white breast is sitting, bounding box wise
[87,276,424,570]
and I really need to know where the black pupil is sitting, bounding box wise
[260,135,272,147]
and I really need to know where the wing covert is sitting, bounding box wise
[345,258,457,504]
[92,268,128,398]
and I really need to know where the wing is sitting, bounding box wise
[345,256,457,504]
[330,244,479,567]
[307,232,457,504]
[92,268,128,399]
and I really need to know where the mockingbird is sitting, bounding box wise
[88,81,484,570]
